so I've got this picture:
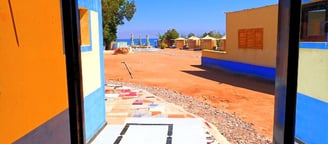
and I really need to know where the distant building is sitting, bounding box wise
[188,36,201,50]
[200,35,217,50]
[202,4,278,81]
[174,37,186,49]
[112,42,129,49]
[218,35,226,51]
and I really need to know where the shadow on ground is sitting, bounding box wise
[182,65,275,95]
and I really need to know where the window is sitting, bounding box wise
[301,1,328,42]
[79,8,90,46]
[238,28,263,49]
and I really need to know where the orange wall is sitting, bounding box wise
[205,5,278,67]
[0,0,68,143]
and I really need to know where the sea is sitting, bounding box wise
[116,38,159,48]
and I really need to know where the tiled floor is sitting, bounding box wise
[92,118,206,144]
[91,84,230,144]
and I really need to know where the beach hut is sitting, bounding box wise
[200,35,217,50]
[187,36,200,50]
[174,37,186,49]
[219,35,226,51]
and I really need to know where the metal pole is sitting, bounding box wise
[61,0,86,143]
[274,0,301,143]
[122,62,134,79]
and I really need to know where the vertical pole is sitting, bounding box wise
[274,0,301,143]
[122,62,134,79]
[61,0,86,143]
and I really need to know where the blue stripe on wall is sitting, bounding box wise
[201,57,276,81]
[295,92,328,144]
[299,42,328,50]
[84,87,106,142]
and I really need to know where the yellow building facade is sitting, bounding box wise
[202,5,278,81]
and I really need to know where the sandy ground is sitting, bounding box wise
[104,48,275,139]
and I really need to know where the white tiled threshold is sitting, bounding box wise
[91,118,206,144]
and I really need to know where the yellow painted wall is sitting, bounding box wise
[81,11,101,96]
[297,49,328,102]
[0,0,68,143]
[202,50,228,59]
[205,5,278,67]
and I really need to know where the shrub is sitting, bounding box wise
[160,42,167,49]
[113,47,130,54]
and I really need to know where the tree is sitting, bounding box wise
[201,32,208,38]
[180,34,187,39]
[164,29,179,42]
[157,29,179,48]
[102,0,136,50]
[187,33,195,38]
[158,33,167,49]
[202,30,223,39]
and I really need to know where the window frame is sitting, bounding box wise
[301,1,328,42]
[238,28,263,49]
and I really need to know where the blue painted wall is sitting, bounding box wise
[295,93,328,144]
[201,57,276,81]
[78,0,106,142]
[84,88,106,141]
[295,42,328,144]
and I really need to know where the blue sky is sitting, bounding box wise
[117,0,278,38]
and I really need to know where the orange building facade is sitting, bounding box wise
[0,0,105,143]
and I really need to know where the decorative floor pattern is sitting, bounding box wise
[93,84,230,144]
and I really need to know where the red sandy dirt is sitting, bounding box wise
[104,48,274,139]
